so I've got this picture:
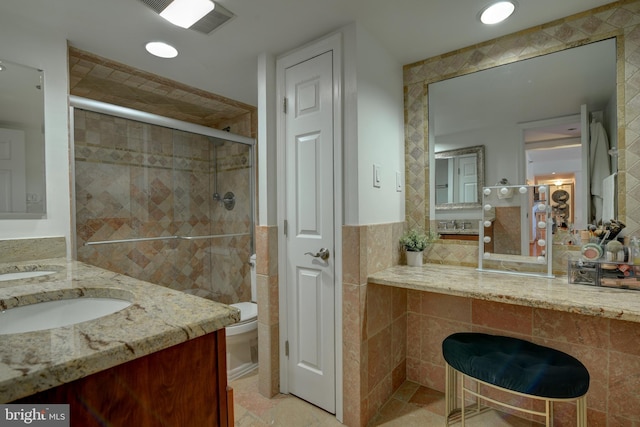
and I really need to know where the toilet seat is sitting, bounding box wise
[227,302,257,336]
[229,302,257,323]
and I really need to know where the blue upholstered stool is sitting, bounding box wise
[442,333,589,426]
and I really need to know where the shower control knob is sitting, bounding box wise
[305,248,330,261]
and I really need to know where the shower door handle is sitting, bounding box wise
[305,248,330,261]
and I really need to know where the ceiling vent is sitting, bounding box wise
[137,0,235,35]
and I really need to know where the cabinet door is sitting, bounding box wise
[16,330,229,427]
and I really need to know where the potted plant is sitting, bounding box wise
[400,228,440,267]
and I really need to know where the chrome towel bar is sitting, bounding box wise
[84,233,250,246]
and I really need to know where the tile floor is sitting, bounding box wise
[230,371,541,426]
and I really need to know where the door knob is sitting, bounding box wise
[305,248,330,261]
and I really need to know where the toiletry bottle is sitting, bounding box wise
[632,237,640,265]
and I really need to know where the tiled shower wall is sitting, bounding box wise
[74,109,253,304]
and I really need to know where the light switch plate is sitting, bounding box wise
[373,164,381,188]
[396,171,402,192]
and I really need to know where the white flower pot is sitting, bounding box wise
[406,250,424,267]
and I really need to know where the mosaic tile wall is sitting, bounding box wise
[404,0,640,269]
[74,109,253,304]
[69,47,256,138]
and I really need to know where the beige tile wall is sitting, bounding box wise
[69,47,256,137]
[342,222,405,427]
[255,225,280,398]
[407,290,640,425]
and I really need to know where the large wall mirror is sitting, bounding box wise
[428,37,618,236]
[0,59,46,219]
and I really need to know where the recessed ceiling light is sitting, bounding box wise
[145,42,178,58]
[159,0,215,29]
[479,1,516,25]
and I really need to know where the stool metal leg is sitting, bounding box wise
[445,362,458,426]
[461,373,466,427]
[545,399,550,427]
[576,395,587,427]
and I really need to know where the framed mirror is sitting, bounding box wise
[428,38,617,231]
[0,59,46,219]
[434,145,484,210]
[478,184,554,278]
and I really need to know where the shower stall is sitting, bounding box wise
[71,97,255,305]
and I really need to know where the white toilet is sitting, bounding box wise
[225,254,258,381]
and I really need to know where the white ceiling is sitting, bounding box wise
[0,0,616,106]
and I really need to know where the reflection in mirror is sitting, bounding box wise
[478,184,554,278]
[435,145,484,209]
[428,38,617,232]
[0,59,46,218]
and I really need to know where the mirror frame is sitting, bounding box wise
[404,28,625,235]
[0,58,46,219]
[434,145,484,210]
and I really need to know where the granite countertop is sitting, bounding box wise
[368,263,640,323]
[0,258,240,403]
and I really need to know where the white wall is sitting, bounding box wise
[345,23,405,225]
[0,11,71,254]
[257,53,278,226]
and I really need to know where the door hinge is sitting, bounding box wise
[283,97,288,114]
[284,219,288,236]
[285,340,289,357]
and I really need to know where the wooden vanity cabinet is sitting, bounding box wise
[15,329,233,427]
[440,233,478,242]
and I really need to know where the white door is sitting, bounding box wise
[0,128,27,212]
[580,104,590,224]
[457,154,477,203]
[283,51,336,413]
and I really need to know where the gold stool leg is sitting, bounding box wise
[445,363,458,426]
[461,373,466,427]
[576,395,587,427]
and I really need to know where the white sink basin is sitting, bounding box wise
[0,297,132,334]
[0,270,58,282]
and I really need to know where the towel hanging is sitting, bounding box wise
[590,119,611,223]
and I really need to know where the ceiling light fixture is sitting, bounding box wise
[479,1,516,25]
[145,41,178,58]
[159,0,215,29]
